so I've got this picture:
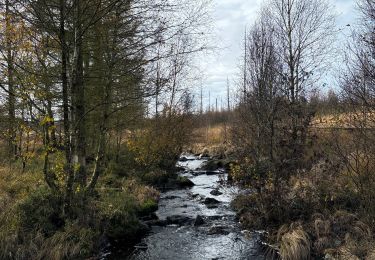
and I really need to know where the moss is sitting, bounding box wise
[177,176,194,188]
[139,199,158,216]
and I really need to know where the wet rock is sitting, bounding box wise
[204,197,220,209]
[210,189,223,196]
[166,215,193,226]
[207,215,224,221]
[177,176,195,188]
[140,212,158,221]
[199,149,210,159]
[236,207,248,217]
[208,226,230,235]
[144,219,168,227]
[98,234,110,249]
[206,171,220,176]
[179,156,189,162]
[203,197,220,205]
[137,222,152,237]
[164,195,181,200]
[192,171,205,176]
[192,194,205,201]
[134,242,148,250]
[201,160,222,171]
[175,166,186,172]
[194,215,205,226]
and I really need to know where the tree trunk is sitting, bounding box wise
[47,98,58,147]
[60,0,74,214]
[6,0,16,159]
[72,0,87,186]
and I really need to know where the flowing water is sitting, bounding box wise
[107,154,264,260]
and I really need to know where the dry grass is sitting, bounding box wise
[277,223,311,260]
[314,218,331,238]
[35,223,96,260]
[1,223,97,260]
[312,111,375,129]
[311,211,374,259]
[191,124,229,148]
[272,212,375,259]
[0,166,44,201]
[188,124,235,158]
[0,164,160,259]
[122,178,160,204]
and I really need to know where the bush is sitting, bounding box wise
[126,115,193,171]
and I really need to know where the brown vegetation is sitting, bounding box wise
[229,0,375,259]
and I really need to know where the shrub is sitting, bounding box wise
[126,115,193,171]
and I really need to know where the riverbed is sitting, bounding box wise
[108,154,264,260]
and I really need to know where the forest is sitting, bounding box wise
[0,0,374,259]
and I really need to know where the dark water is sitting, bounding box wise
[106,155,264,260]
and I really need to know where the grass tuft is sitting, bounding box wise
[278,223,311,260]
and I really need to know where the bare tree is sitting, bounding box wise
[268,0,336,102]
[233,0,336,191]
[266,0,336,165]
[336,0,375,218]
[232,10,285,193]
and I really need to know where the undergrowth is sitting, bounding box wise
[0,162,161,259]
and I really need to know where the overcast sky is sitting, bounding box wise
[198,0,357,110]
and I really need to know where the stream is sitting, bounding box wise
[107,154,264,260]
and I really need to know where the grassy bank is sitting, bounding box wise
[0,161,163,259]
[230,127,375,259]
